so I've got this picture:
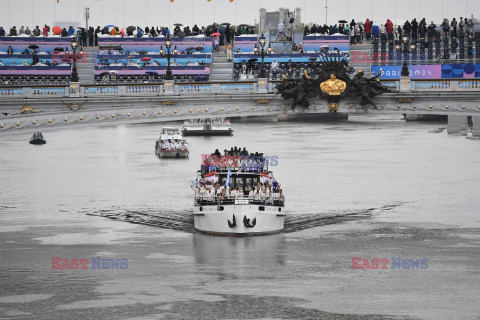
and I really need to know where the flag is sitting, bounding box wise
[225,170,232,187]
[272,180,278,192]
[190,180,198,190]
[260,172,272,184]
[205,171,218,183]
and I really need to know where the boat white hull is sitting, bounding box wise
[193,204,285,236]
[156,149,189,158]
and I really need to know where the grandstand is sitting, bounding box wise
[1,20,480,85]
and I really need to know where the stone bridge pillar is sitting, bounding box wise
[399,76,411,92]
[164,80,175,95]
[472,116,480,137]
[447,115,468,134]
[69,82,80,97]
[257,78,268,93]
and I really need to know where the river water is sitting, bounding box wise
[0,115,479,319]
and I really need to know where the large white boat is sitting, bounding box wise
[155,127,189,158]
[182,118,233,136]
[191,150,285,236]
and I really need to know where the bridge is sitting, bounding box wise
[1,77,479,137]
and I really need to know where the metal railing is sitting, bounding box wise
[195,195,285,207]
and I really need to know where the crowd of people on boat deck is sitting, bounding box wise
[203,147,266,169]
[196,182,284,203]
[159,139,188,150]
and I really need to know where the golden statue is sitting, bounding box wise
[320,74,347,96]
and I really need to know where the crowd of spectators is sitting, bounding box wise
[302,17,476,45]
[0,23,255,48]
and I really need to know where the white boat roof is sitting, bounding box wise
[161,127,180,133]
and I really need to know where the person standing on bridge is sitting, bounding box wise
[459,17,465,38]
[304,25,310,36]
[428,21,437,42]
[271,59,279,71]
[419,18,427,40]
[364,19,372,40]
[349,26,355,44]
[226,43,233,61]
[441,18,450,38]
[385,19,394,41]
[451,18,458,38]
[403,20,412,38]
[219,24,226,46]
[371,23,379,39]
[466,19,474,37]
[380,24,386,40]
[355,24,361,44]
[411,19,418,40]
[278,20,285,41]
[226,25,233,44]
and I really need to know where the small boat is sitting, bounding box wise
[155,127,189,158]
[182,118,233,136]
[29,132,46,145]
[191,149,285,236]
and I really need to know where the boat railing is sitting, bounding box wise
[158,147,188,151]
[204,166,268,175]
[194,195,284,207]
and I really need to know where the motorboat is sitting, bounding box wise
[29,132,46,145]
[191,149,285,236]
[155,127,189,158]
[182,118,233,136]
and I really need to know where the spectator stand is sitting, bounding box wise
[95,35,213,82]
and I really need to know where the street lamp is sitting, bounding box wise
[395,36,417,62]
[160,36,177,81]
[70,37,83,83]
[253,33,272,78]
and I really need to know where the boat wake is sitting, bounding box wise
[283,203,403,233]
[84,203,403,234]
[85,207,196,233]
